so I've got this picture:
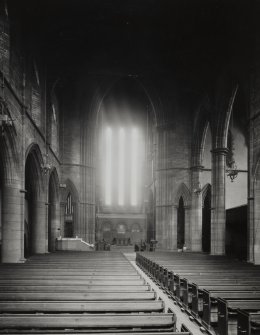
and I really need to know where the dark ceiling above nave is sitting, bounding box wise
[6,0,253,104]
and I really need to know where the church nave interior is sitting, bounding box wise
[0,0,260,334]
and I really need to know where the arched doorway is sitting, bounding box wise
[177,197,185,249]
[48,169,60,252]
[202,185,211,252]
[24,145,45,257]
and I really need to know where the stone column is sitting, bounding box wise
[2,182,24,263]
[253,189,260,264]
[248,120,256,263]
[190,166,203,251]
[211,148,228,255]
[32,196,47,254]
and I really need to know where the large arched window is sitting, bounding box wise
[102,126,144,208]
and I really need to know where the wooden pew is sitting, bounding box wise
[217,298,260,335]
[0,284,151,292]
[0,279,144,285]
[0,291,156,301]
[0,300,164,313]
[0,313,175,332]
[237,310,260,335]
[202,290,260,329]
[0,274,142,280]
[187,282,260,315]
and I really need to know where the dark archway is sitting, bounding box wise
[48,169,60,252]
[147,189,155,242]
[177,197,185,249]
[24,144,44,258]
[202,186,211,252]
[25,153,38,257]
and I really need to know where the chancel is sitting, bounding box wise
[0,0,260,334]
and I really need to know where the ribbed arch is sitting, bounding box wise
[174,183,191,207]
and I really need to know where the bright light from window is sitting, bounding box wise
[118,128,125,205]
[131,128,138,206]
[105,127,112,205]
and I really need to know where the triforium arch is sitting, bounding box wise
[60,179,79,239]
[172,183,191,250]
[0,122,22,263]
[24,143,46,256]
[48,168,60,252]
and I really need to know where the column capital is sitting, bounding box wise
[211,147,229,155]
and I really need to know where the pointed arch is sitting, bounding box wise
[192,96,212,167]
[174,183,191,207]
[25,143,45,196]
[202,183,212,203]
[61,179,79,239]
[212,72,238,149]
[61,178,79,203]
[24,143,46,257]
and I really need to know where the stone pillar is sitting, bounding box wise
[248,120,256,263]
[211,148,228,255]
[253,188,260,263]
[2,182,24,263]
[32,197,47,254]
[190,166,203,251]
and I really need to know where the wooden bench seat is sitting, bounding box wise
[0,291,156,301]
[182,281,260,311]
[202,290,260,329]
[217,298,260,335]
[0,269,138,275]
[0,313,175,331]
[237,310,260,335]
[174,274,260,301]
[0,300,164,313]
[0,279,144,285]
[0,274,141,280]
[190,282,260,317]
[0,284,150,292]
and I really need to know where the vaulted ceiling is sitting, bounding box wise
[6,0,253,113]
